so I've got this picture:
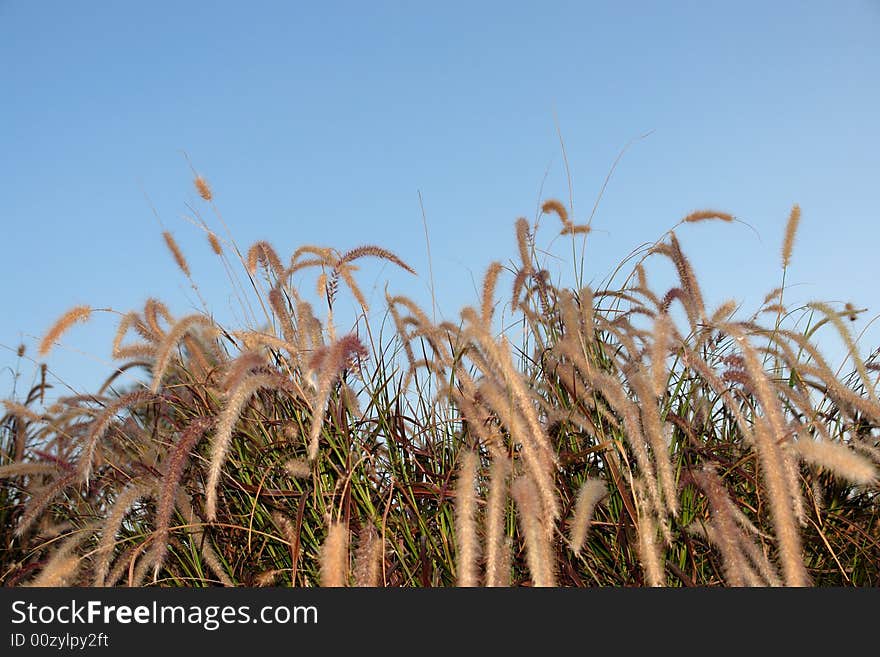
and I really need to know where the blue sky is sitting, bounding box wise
[1,1,879,400]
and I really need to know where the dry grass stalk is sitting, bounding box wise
[650,313,672,397]
[633,479,664,587]
[255,570,281,586]
[807,301,879,407]
[0,462,60,478]
[207,231,223,255]
[667,232,706,323]
[38,305,92,357]
[162,231,191,277]
[561,223,591,235]
[268,287,297,345]
[27,528,94,587]
[353,524,383,587]
[285,459,311,478]
[691,468,752,587]
[174,493,234,587]
[199,537,233,586]
[510,475,556,587]
[94,481,152,586]
[144,298,173,338]
[194,175,213,201]
[793,436,878,485]
[305,334,368,461]
[246,240,285,278]
[79,390,155,483]
[112,312,154,360]
[2,401,44,423]
[685,522,764,586]
[752,417,810,586]
[16,471,78,537]
[150,314,217,392]
[725,325,809,585]
[455,450,480,586]
[567,478,607,554]
[781,203,801,268]
[320,521,349,587]
[682,209,734,223]
[481,261,503,323]
[574,363,663,517]
[485,455,510,587]
[206,373,284,520]
[541,199,569,226]
[272,512,299,583]
[30,555,80,587]
[337,244,416,275]
[630,371,678,517]
[515,217,532,273]
[221,350,268,392]
[147,417,214,574]
[478,330,559,522]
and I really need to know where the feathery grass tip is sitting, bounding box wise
[781,204,801,268]
[194,175,213,201]
[162,231,191,277]
[39,305,92,357]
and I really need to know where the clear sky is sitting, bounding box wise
[2,1,879,400]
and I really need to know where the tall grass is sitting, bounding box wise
[2,176,879,587]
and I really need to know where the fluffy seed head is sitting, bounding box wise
[39,306,92,357]
[454,450,480,587]
[568,479,607,554]
[162,231,191,277]
[207,231,223,255]
[194,175,213,201]
[781,204,801,268]
[285,459,311,478]
[320,521,349,587]
[794,437,878,486]
[541,199,569,226]
[682,209,734,223]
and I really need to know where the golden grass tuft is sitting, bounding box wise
[207,231,223,255]
[781,203,801,268]
[337,244,416,275]
[541,198,592,235]
[246,240,284,278]
[194,175,213,201]
[481,261,503,322]
[206,372,288,520]
[150,314,217,392]
[793,436,878,486]
[305,334,369,460]
[567,478,607,554]
[682,209,734,223]
[510,475,555,587]
[541,199,569,226]
[94,481,152,586]
[485,455,510,587]
[454,450,480,586]
[162,231,191,277]
[320,521,349,587]
[353,525,383,587]
[515,217,532,273]
[285,459,311,478]
[38,305,92,357]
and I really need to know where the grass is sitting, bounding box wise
[1,174,879,587]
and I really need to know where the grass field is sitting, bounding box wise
[2,175,878,587]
